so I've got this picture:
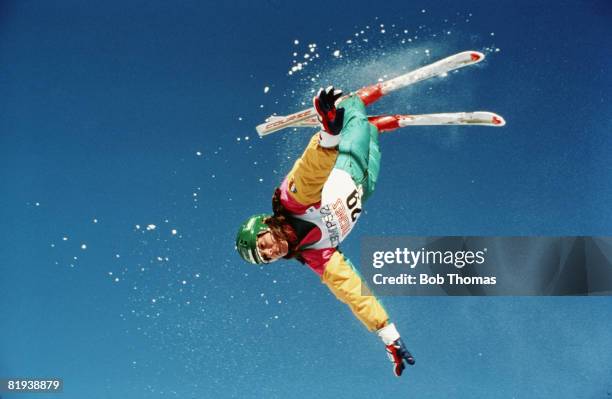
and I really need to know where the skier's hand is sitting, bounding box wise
[377,323,415,377]
[313,86,345,135]
[386,338,415,377]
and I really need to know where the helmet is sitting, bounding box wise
[235,214,270,264]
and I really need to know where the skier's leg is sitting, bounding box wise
[365,118,381,200]
[334,96,382,201]
[321,251,389,331]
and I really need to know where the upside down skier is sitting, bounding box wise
[236,87,415,376]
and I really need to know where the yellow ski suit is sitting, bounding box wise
[277,96,389,332]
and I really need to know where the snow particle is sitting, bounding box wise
[81,244,87,250]
[62,236,69,241]
[146,224,156,231]
[333,50,341,57]
[171,229,178,235]
[293,39,299,45]
[196,151,202,156]
[264,86,270,94]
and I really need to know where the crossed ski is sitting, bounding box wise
[256,51,505,137]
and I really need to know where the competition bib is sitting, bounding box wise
[294,168,363,249]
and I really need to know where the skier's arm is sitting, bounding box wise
[284,87,345,206]
[304,250,415,376]
[320,251,389,331]
[285,133,339,206]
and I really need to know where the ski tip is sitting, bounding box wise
[256,115,288,136]
[469,51,485,63]
[255,123,270,136]
[491,115,506,126]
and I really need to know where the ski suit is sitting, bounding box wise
[277,95,388,331]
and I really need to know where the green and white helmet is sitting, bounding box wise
[235,214,270,264]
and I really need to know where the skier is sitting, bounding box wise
[236,87,415,376]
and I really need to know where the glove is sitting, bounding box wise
[313,86,345,135]
[377,323,415,377]
[386,338,415,377]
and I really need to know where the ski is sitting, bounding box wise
[369,112,506,131]
[266,111,506,131]
[256,50,485,136]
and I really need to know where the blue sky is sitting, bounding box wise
[1,1,611,398]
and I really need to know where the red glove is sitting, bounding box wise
[313,86,345,135]
[377,323,415,377]
[386,338,415,377]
